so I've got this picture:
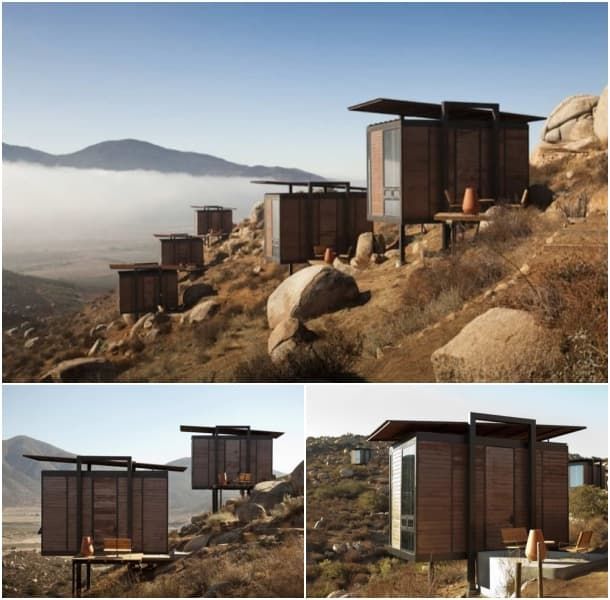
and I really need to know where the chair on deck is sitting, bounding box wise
[501,527,528,556]
[559,530,594,553]
[103,538,132,555]
[238,472,252,484]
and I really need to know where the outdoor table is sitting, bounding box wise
[433,212,490,251]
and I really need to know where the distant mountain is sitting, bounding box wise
[2,436,210,525]
[2,139,322,180]
[2,270,84,328]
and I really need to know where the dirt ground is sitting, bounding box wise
[2,508,42,554]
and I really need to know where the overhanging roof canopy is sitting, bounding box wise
[23,454,187,472]
[180,425,284,438]
[368,420,585,443]
[251,180,366,192]
[348,98,545,123]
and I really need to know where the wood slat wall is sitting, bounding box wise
[118,270,178,314]
[195,210,233,236]
[160,238,204,266]
[191,436,274,489]
[370,129,384,217]
[405,438,569,560]
[40,472,168,556]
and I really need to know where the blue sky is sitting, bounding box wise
[2,2,607,178]
[307,384,608,457]
[2,384,304,472]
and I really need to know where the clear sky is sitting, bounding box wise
[3,2,607,178]
[2,384,305,473]
[307,384,608,457]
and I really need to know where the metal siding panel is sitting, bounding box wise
[485,446,514,549]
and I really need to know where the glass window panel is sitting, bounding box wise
[383,128,401,188]
[569,464,584,487]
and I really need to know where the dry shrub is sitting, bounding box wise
[231,330,363,382]
[504,255,607,382]
[313,480,368,500]
[478,207,537,244]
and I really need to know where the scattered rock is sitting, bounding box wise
[431,308,561,382]
[210,529,242,545]
[88,339,103,356]
[267,317,316,363]
[353,233,386,267]
[5,327,18,337]
[290,461,305,496]
[89,324,107,339]
[249,479,293,511]
[188,300,221,324]
[183,533,212,552]
[235,502,266,523]
[588,186,608,215]
[40,357,117,383]
[267,265,360,329]
[23,327,35,339]
[24,336,39,350]
[339,468,354,478]
[181,283,216,308]
[594,85,608,147]
[122,313,137,327]
[332,257,357,277]
[250,201,264,227]
[129,313,154,339]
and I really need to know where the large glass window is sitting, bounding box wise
[271,197,280,260]
[401,444,416,552]
[569,464,585,487]
[383,128,401,218]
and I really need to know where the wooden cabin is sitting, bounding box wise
[348,99,544,229]
[254,180,371,265]
[109,263,179,316]
[192,205,234,237]
[350,447,372,465]
[368,413,584,591]
[180,425,284,511]
[24,455,186,556]
[569,457,607,489]
[154,233,204,268]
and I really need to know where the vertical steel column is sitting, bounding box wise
[127,457,133,543]
[398,117,405,265]
[76,457,82,553]
[529,422,537,529]
[467,415,477,594]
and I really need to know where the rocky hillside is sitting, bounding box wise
[2,89,606,384]
[2,139,321,180]
[3,463,305,598]
[306,435,468,598]
[2,270,84,329]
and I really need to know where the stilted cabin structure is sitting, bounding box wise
[569,456,607,489]
[348,98,545,255]
[368,413,585,592]
[24,454,186,556]
[252,180,371,265]
[192,205,234,237]
[180,425,284,512]
[154,233,204,269]
[109,263,179,316]
[350,447,372,465]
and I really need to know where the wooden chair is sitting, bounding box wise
[560,530,593,553]
[501,527,528,555]
[238,472,252,484]
[103,538,132,555]
[444,189,462,212]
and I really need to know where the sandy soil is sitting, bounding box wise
[2,508,42,554]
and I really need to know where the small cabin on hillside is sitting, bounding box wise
[109,263,179,316]
[154,233,204,268]
[569,456,607,489]
[180,425,284,512]
[350,447,372,465]
[348,99,544,241]
[192,205,234,237]
[253,180,371,265]
[24,454,186,556]
[368,413,584,592]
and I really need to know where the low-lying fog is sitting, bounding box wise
[3,163,277,290]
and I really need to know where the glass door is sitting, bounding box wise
[400,444,416,553]
[383,127,401,218]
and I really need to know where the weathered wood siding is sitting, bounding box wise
[390,446,402,550]
[499,126,529,202]
[410,438,568,560]
[117,269,178,314]
[195,209,233,236]
[369,129,384,217]
[40,472,169,556]
[191,436,274,489]
[160,238,204,267]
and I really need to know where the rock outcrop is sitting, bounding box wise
[249,479,294,511]
[40,357,117,383]
[266,265,360,329]
[267,317,316,363]
[594,86,608,147]
[431,308,560,382]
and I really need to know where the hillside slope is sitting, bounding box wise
[3,139,321,180]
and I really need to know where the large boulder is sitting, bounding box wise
[181,283,216,308]
[543,94,599,143]
[267,265,360,329]
[40,357,117,383]
[235,502,266,523]
[353,233,385,267]
[290,461,305,496]
[249,479,294,511]
[186,299,221,324]
[267,317,316,363]
[250,201,264,227]
[183,533,212,552]
[594,86,608,147]
[431,308,560,382]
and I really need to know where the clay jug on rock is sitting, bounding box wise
[462,187,480,214]
[324,248,336,264]
[525,529,547,562]
[80,536,94,556]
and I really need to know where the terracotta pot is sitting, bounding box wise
[525,529,547,562]
[462,187,480,215]
[80,536,94,557]
[324,247,336,264]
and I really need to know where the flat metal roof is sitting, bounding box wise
[348,98,545,123]
[153,233,198,239]
[109,262,177,271]
[190,205,235,210]
[251,180,366,192]
[23,454,187,472]
[368,420,585,442]
[180,424,284,438]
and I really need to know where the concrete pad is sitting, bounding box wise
[478,550,608,597]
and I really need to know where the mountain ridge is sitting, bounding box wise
[2,139,322,179]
